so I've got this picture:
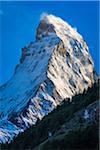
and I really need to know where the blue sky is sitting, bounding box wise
[0,1,99,85]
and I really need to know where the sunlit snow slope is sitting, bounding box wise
[0,14,97,143]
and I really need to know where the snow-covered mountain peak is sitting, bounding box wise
[0,14,97,143]
[36,14,82,42]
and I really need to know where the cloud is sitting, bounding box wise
[0,9,4,15]
[40,12,48,20]
[73,27,77,32]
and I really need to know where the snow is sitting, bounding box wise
[0,14,96,143]
[84,109,89,120]
[41,14,82,43]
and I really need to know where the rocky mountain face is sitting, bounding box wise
[0,14,97,143]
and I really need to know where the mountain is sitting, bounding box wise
[0,14,97,143]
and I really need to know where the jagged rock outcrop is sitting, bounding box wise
[0,14,97,143]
